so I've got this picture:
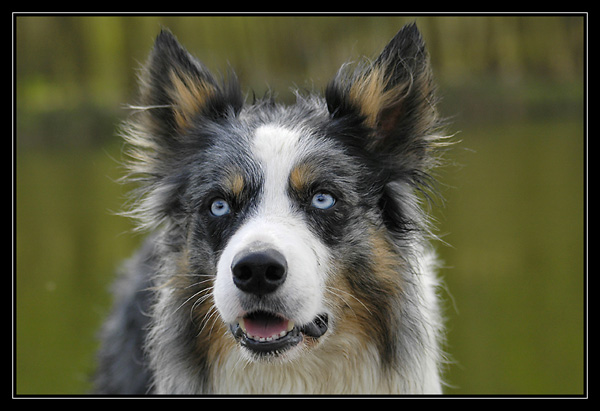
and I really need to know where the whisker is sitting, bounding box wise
[190,289,214,313]
[173,287,210,315]
[125,103,173,111]
[197,304,220,338]
[326,285,373,316]
[206,308,222,338]
[325,286,358,319]
[184,278,214,289]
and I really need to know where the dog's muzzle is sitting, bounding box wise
[227,247,329,357]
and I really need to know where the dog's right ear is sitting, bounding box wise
[135,30,244,138]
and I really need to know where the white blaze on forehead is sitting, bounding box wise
[251,124,305,214]
[252,123,304,161]
[213,123,330,326]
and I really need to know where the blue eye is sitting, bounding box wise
[311,192,336,210]
[210,198,231,216]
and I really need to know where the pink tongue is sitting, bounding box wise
[244,315,289,338]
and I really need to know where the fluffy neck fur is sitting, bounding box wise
[153,335,442,395]
[208,339,441,395]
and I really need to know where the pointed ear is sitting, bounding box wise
[137,30,243,136]
[326,23,441,170]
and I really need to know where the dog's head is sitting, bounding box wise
[124,23,444,363]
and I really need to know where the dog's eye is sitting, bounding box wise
[210,198,231,216]
[311,192,336,210]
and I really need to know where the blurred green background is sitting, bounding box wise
[14,15,585,395]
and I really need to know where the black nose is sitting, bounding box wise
[231,249,287,296]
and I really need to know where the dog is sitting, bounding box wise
[94,23,449,395]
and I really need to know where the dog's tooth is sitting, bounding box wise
[238,318,246,333]
[286,321,295,332]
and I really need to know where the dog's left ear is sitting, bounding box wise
[326,23,441,172]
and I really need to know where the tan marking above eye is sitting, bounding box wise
[289,163,316,192]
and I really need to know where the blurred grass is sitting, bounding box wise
[14,14,585,396]
[15,146,139,394]
[438,118,584,395]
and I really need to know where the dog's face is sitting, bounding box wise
[188,115,372,361]
[126,24,441,364]
[212,124,337,360]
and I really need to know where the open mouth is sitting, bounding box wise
[229,311,328,356]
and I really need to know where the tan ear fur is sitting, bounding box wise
[169,70,217,130]
[347,65,411,130]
